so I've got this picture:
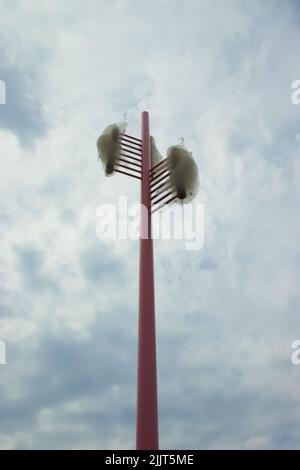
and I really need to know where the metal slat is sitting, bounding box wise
[151,183,173,202]
[150,172,171,193]
[120,132,142,143]
[116,157,142,169]
[119,137,142,149]
[114,167,141,180]
[150,158,169,174]
[119,145,142,157]
[150,165,170,184]
[151,194,177,214]
[114,161,141,175]
[120,151,141,163]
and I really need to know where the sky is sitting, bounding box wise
[1,0,300,450]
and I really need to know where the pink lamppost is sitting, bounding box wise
[136,111,159,450]
[98,111,181,450]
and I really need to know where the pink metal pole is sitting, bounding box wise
[136,111,159,450]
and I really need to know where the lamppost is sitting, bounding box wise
[97,111,198,450]
[137,111,159,450]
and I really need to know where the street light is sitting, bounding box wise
[97,111,199,450]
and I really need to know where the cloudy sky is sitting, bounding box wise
[1,0,300,450]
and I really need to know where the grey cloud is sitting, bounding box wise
[0,303,14,318]
[0,312,136,448]
[0,63,47,145]
[200,255,218,270]
[15,245,60,294]
[80,242,127,286]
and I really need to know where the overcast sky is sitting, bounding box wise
[1,0,300,450]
